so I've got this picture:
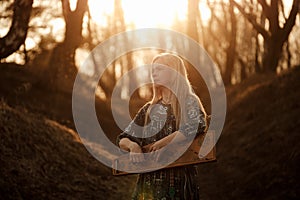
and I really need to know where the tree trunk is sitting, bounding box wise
[47,0,88,91]
[286,41,292,69]
[0,0,33,59]
[254,32,262,73]
[187,0,199,42]
[262,0,298,72]
[63,0,87,41]
[223,0,237,85]
[238,57,247,81]
[233,0,299,73]
[262,36,284,72]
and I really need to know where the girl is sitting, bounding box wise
[117,53,207,200]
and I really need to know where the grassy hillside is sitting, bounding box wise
[198,67,300,199]
[0,63,299,199]
[0,100,136,200]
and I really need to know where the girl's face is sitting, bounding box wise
[152,61,176,88]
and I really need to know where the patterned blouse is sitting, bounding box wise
[117,95,207,200]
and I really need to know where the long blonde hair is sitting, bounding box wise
[146,53,207,129]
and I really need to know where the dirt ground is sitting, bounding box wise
[0,63,299,199]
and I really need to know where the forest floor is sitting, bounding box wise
[0,63,299,199]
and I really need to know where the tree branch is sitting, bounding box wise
[257,0,272,20]
[269,0,280,32]
[279,0,288,20]
[75,0,88,14]
[0,0,34,59]
[281,0,300,41]
[232,0,270,40]
[61,0,71,21]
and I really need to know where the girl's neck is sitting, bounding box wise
[161,88,173,104]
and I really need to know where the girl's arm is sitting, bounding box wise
[149,96,207,152]
[116,103,150,147]
[119,138,145,163]
[119,138,142,152]
[148,131,186,151]
[116,103,150,163]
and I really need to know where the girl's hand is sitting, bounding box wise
[128,142,145,163]
[149,142,161,152]
[149,138,168,152]
[149,139,169,162]
[148,131,181,152]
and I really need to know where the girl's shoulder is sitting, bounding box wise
[185,94,200,106]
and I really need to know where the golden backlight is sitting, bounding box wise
[87,0,211,28]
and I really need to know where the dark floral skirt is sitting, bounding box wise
[131,165,200,200]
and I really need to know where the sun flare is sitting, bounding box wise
[121,0,187,27]
[88,0,190,28]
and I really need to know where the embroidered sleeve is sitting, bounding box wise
[116,103,150,146]
[178,96,207,138]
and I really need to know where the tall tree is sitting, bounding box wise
[97,0,128,99]
[232,0,300,72]
[224,0,237,85]
[186,0,209,95]
[187,0,200,42]
[205,0,238,85]
[62,0,87,49]
[0,0,34,59]
[48,0,88,90]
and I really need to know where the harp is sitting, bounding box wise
[112,130,216,176]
